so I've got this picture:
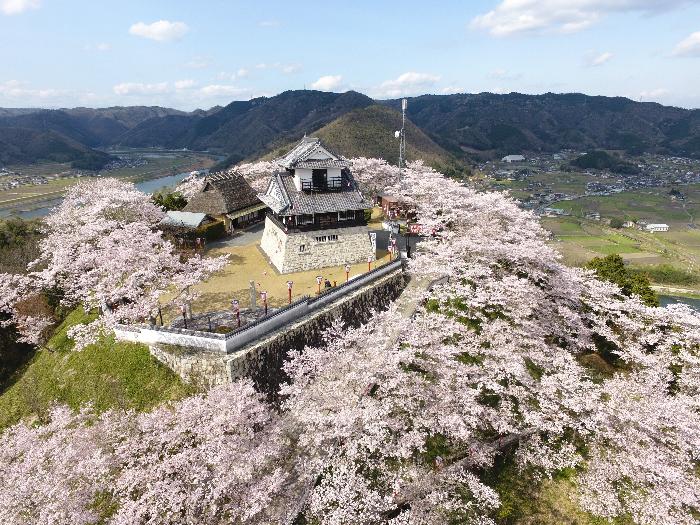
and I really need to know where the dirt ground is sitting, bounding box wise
[164,242,392,322]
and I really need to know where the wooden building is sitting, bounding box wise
[183,172,267,232]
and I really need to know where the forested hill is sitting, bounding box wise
[259,105,457,169]
[1,90,700,168]
[382,92,700,159]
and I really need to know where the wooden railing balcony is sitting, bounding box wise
[267,212,367,233]
[301,176,345,192]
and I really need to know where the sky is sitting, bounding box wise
[1,0,700,110]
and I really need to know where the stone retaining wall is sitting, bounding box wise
[150,269,407,393]
[260,216,375,274]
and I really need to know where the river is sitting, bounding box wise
[1,170,202,220]
[659,295,700,311]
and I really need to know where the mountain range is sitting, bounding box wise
[1,90,699,169]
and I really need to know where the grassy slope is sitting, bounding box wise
[487,458,634,525]
[0,308,192,431]
[263,105,459,169]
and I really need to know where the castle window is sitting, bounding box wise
[298,214,314,225]
[299,244,306,252]
[338,210,354,221]
[315,234,338,243]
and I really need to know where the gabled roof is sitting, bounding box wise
[259,171,371,216]
[161,211,211,228]
[183,171,262,216]
[274,136,350,170]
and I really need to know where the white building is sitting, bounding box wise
[259,137,375,274]
[645,223,669,232]
[501,154,525,163]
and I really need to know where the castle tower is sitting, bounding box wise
[258,137,375,274]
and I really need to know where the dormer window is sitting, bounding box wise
[312,169,327,188]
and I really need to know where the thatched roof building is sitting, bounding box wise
[183,171,267,229]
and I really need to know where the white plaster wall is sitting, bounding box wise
[293,168,312,190]
[292,167,342,190]
[114,326,227,352]
[260,216,287,270]
[261,217,376,274]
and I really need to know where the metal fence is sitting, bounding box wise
[115,256,404,354]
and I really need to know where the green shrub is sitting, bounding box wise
[631,264,699,287]
[609,217,624,229]
[153,191,188,211]
[586,254,658,306]
[197,220,226,241]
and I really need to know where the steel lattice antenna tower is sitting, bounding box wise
[398,98,407,174]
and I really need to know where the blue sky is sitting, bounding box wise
[1,0,700,110]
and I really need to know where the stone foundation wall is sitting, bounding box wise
[150,269,407,396]
[225,270,407,398]
[260,217,375,274]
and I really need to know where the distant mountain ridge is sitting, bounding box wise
[261,105,456,168]
[382,92,700,159]
[1,90,699,169]
[0,127,111,167]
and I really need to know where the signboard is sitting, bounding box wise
[409,223,423,234]
[369,232,377,253]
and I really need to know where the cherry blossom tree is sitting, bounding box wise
[1,161,698,524]
[0,381,291,525]
[175,173,206,199]
[236,161,279,193]
[276,161,700,524]
[350,157,402,196]
[0,178,227,348]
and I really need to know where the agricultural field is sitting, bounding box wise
[551,186,698,227]
[542,216,700,295]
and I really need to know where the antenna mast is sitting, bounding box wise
[399,98,407,174]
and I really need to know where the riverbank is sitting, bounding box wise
[0,153,216,219]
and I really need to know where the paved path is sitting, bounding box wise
[208,222,265,248]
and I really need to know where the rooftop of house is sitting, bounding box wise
[259,171,371,216]
[274,136,351,170]
[183,171,262,216]
[161,211,212,229]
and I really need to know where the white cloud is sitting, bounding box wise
[174,79,197,90]
[113,82,170,95]
[639,88,669,100]
[376,72,441,98]
[440,86,465,95]
[281,64,301,74]
[673,31,700,56]
[199,84,247,97]
[310,75,343,91]
[1,0,40,15]
[254,62,301,74]
[85,42,111,52]
[129,20,189,42]
[588,51,614,66]
[236,68,250,78]
[0,79,58,99]
[471,1,690,36]
[258,20,279,27]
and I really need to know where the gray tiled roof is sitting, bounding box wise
[274,136,347,169]
[183,171,262,216]
[295,159,350,169]
[260,171,371,216]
